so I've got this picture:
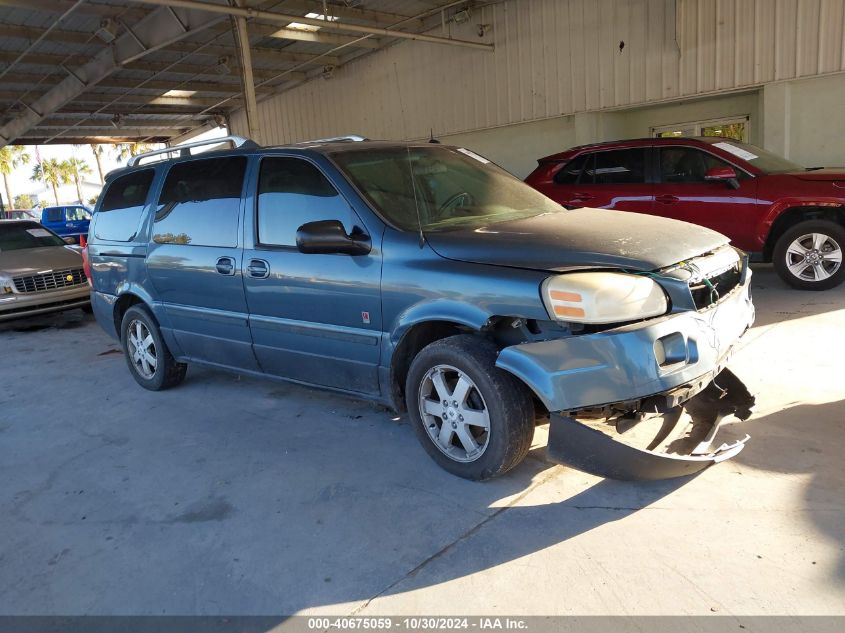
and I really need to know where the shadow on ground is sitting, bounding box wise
[732,399,845,582]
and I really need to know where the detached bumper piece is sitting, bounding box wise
[547,369,754,481]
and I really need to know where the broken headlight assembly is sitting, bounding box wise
[541,272,668,324]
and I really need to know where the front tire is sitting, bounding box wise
[120,305,187,391]
[405,335,535,480]
[773,220,845,290]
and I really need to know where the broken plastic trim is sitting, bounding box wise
[546,368,754,481]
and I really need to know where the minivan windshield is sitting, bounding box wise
[710,140,804,174]
[0,222,65,251]
[332,145,563,232]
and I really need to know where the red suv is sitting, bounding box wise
[526,137,845,290]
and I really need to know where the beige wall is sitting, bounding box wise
[439,117,576,178]
[765,74,845,168]
[428,73,845,178]
[233,0,845,147]
[605,91,761,143]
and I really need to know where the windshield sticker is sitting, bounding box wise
[26,228,51,238]
[713,142,758,161]
[456,148,491,164]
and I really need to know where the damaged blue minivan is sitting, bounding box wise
[88,136,755,481]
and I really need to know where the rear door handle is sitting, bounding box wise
[216,256,236,276]
[571,192,594,202]
[656,194,679,204]
[247,258,270,279]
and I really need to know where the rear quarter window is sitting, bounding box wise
[553,154,589,184]
[94,169,155,242]
[43,208,64,223]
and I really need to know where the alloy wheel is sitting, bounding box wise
[785,232,843,282]
[418,364,490,463]
[127,319,157,379]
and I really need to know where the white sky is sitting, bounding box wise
[4,126,227,206]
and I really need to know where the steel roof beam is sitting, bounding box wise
[17,136,174,145]
[0,4,226,145]
[0,51,306,83]
[0,23,342,67]
[280,0,425,28]
[0,0,148,21]
[130,0,494,51]
[0,72,271,96]
[32,121,200,131]
[21,126,188,135]
[255,25,381,49]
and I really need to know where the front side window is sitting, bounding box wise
[331,145,562,232]
[257,157,356,247]
[0,222,65,251]
[67,207,90,221]
[659,147,739,183]
[95,169,154,242]
[154,156,246,247]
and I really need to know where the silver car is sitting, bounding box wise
[0,220,90,321]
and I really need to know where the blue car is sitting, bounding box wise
[40,205,91,242]
[88,136,755,481]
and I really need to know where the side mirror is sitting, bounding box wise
[704,166,740,189]
[296,220,371,255]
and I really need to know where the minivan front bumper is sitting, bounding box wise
[496,274,755,480]
[495,275,754,413]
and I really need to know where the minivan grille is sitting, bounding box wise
[689,265,741,311]
[13,268,86,294]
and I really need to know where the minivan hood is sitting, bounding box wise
[425,208,730,272]
[0,246,83,277]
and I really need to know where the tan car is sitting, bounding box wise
[0,220,90,321]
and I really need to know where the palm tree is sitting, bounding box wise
[31,158,68,206]
[64,157,93,203]
[0,145,31,209]
[114,142,156,162]
[89,144,106,184]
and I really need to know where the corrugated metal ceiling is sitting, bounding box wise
[0,0,471,145]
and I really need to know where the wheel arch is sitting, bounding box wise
[763,204,845,261]
[388,319,477,411]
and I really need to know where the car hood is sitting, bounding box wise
[787,169,845,181]
[0,246,84,277]
[424,208,730,272]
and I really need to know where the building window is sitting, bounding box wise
[651,116,749,142]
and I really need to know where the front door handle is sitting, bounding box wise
[216,256,236,276]
[656,194,679,204]
[247,258,270,279]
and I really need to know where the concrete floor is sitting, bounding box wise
[0,265,843,616]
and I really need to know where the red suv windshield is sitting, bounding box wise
[709,140,803,174]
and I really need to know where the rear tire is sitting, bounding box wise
[773,220,845,290]
[120,305,187,391]
[405,334,535,480]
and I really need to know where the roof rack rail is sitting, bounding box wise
[298,134,369,144]
[127,135,258,167]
